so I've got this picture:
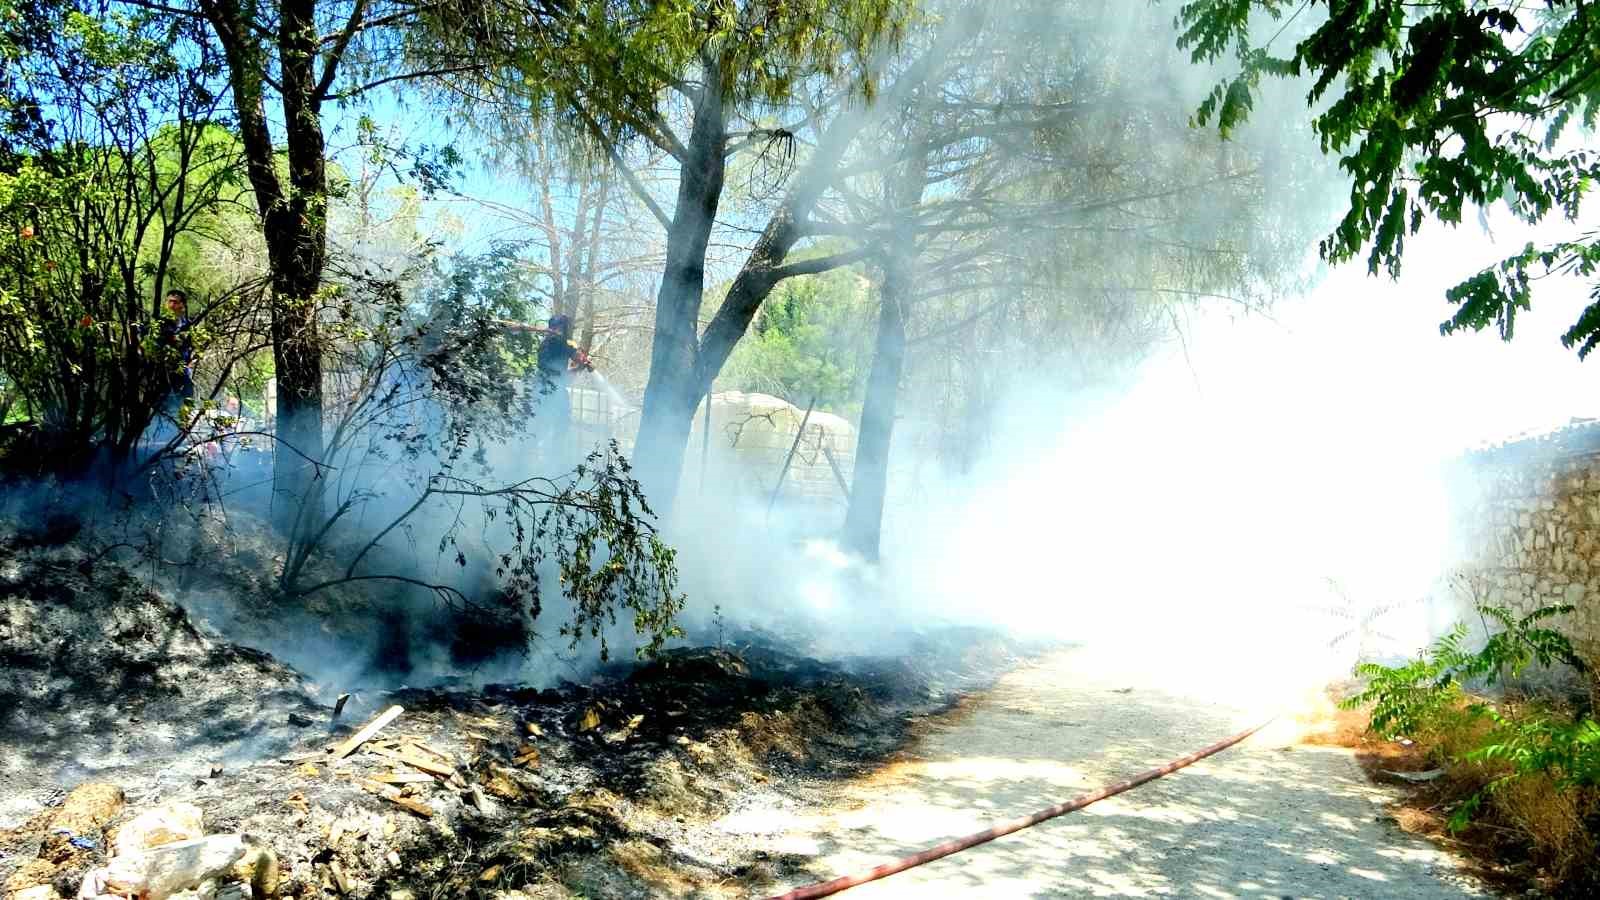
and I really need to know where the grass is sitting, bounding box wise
[1323,687,1600,896]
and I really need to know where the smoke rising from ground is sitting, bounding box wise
[663,207,1599,713]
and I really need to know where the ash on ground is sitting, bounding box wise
[0,531,1033,898]
[0,524,324,826]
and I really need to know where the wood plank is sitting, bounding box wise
[370,771,436,785]
[407,741,454,764]
[357,778,436,818]
[364,744,455,778]
[329,705,404,759]
[329,860,351,894]
[357,778,400,799]
[393,796,434,818]
[467,784,495,814]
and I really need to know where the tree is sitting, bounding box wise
[842,154,925,561]
[422,0,910,515]
[104,0,479,533]
[462,125,668,370]
[1177,0,1600,355]
[0,3,257,470]
[833,0,1329,558]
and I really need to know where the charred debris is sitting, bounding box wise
[1,527,1030,898]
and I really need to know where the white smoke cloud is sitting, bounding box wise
[831,205,1600,706]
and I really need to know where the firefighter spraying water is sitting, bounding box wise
[497,314,605,461]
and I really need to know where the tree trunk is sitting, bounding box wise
[271,0,328,535]
[843,259,908,562]
[629,33,959,520]
[562,180,589,318]
[534,137,566,317]
[204,0,327,534]
[578,168,611,355]
[631,54,726,511]
[844,153,929,562]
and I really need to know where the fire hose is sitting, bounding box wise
[764,717,1275,900]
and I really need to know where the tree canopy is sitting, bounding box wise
[1177,0,1600,355]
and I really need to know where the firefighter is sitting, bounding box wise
[527,314,592,460]
[537,313,592,385]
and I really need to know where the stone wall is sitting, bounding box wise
[1453,422,1600,656]
[596,390,856,509]
[691,391,855,505]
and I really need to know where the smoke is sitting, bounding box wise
[393,0,1598,711]
[659,204,1600,712]
[19,0,1595,716]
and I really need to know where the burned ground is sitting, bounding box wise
[0,532,1030,898]
[0,528,325,827]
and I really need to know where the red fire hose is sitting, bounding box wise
[764,717,1275,900]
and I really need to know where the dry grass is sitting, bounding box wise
[1494,772,1595,879]
[1296,690,1376,749]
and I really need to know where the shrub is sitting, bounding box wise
[1344,602,1600,888]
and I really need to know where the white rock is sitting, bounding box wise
[166,880,219,900]
[115,802,206,856]
[13,885,61,900]
[99,834,258,900]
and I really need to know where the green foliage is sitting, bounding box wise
[1176,1,1600,357]
[0,1,248,464]
[422,246,548,328]
[1461,711,1600,820]
[1343,600,1595,833]
[416,247,554,424]
[556,446,685,660]
[1346,645,1464,740]
[719,266,873,410]
[416,0,910,153]
[1344,601,1585,738]
[287,280,684,663]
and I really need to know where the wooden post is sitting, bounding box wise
[822,444,852,502]
[768,396,817,518]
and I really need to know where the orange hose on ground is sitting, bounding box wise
[765,718,1274,900]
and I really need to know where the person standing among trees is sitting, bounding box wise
[496,313,594,461]
[535,314,591,459]
[156,289,196,416]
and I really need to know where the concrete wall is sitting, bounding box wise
[1453,423,1600,655]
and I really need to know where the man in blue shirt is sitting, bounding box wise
[499,314,593,462]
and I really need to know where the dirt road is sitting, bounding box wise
[737,645,1482,899]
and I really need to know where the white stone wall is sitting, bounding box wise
[599,390,856,508]
[1454,449,1600,654]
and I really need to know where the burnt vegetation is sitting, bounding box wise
[4,0,1599,896]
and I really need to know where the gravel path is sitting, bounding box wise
[744,645,1484,899]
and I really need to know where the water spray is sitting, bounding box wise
[588,370,628,410]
